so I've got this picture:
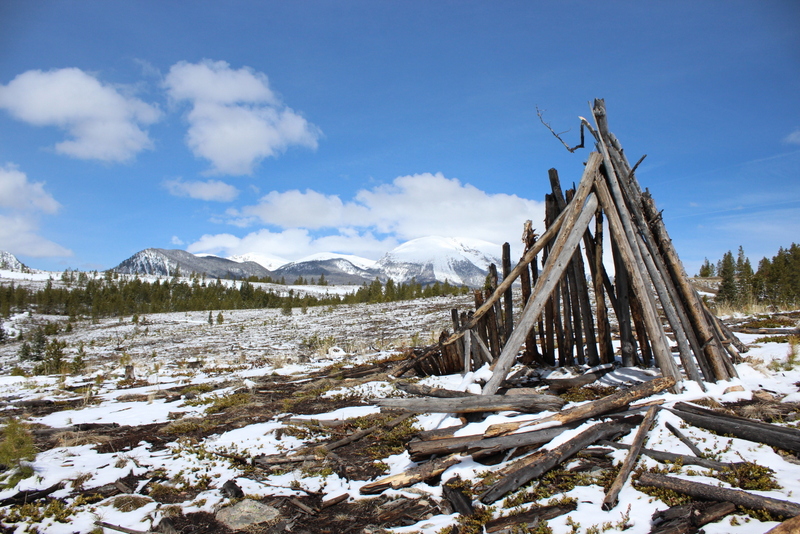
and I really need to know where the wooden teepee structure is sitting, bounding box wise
[395,99,743,394]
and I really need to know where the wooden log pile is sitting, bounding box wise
[394,99,744,395]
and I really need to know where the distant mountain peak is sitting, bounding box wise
[0,251,31,273]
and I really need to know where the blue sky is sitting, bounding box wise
[0,1,798,274]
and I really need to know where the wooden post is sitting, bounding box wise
[591,210,614,364]
[483,189,600,395]
[502,242,514,340]
[612,237,637,367]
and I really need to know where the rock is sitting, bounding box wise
[221,479,244,499]
[216,499,280,530]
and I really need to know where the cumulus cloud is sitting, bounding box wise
[163,178,239,202]
[236,173,544,243]
[0,68,160,162]
[189,173,544,261]
[164,60,321,175]
[784,129,800,145]
[0,164,71,257]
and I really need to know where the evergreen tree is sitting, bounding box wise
[698,258,716,277]
[735,246,754,305]
[716,250,737,304]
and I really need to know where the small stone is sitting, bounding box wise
[724,385,745,394]
[216,499,280,530]
[221,479,244,499]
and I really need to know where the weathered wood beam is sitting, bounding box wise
[359,454,461,494]
[374,393,564,414]
[482,169,601,394]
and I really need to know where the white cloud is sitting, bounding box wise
[0,164,71,257]
[0,164,60,213]
[171,236,185,246]
[188,173,545,261]
[784,129,800,145]
[0,68,160,162]
[164,60,321,175]
[164,178,239,202]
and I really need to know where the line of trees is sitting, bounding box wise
[697,243,800,307]
[0,274,469,321]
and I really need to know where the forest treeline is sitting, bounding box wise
[697,243,800,307]
[0,273,469,320]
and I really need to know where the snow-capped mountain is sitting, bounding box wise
[272,255,380,286]
[110,237,504,287]
[228,252,290,271]
[114,249,272,279]
[376,236,501,287]
[0,251,31,273]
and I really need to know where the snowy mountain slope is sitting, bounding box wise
[110,237,503,287]
[272,257,381,285]
[228,252,290,271]
[376,236,501,287]
[114,249,272,279]
[0,251,31,273]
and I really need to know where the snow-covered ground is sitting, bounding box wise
[0,296,798,533]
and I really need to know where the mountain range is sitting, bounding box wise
[0,236,504,288]
[112,236,502,287]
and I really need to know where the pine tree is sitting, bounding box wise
[698,258,716,277]
[716,250,737,304]
[735,246,754,306]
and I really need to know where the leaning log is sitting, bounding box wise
[636,472,800,519]
[395,381,475,398]
[479,420,632,503]
[602,405,659,510]
[373,394,564,414]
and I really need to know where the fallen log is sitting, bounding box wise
[669,402,800,453]
[395,381,476,398]
[408,423,575,461]
[636,472,800,519]
[489,376,675,434]
[374,394,565,414]
[765,514,800,534]
[734,327,800,336]
[598,440,732,471]
[650,501,736,534]
[359,454,461,494]
[664,420,704,458]
[0,482,63,506]
[542,364,615,391]
[602,405,659,510]
[479,420,632,503]
[484,501,577,533]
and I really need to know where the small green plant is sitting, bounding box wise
[0,418,37,488]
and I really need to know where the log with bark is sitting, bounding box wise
[636,472,800,519]
[373,393,565,414]
[650,501,737,534]
[484,501,577,533]
[479,420,632,503]
[597,440,732,471]
[669,402,800,454]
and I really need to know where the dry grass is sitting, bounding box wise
[53,431,112,448]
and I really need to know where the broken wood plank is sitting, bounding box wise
[636,472,800,519]
[602,405,659,510]
[479,420,632,503]
[374,394,565,414]
[359,454,461,494]
[765,514,800,534]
